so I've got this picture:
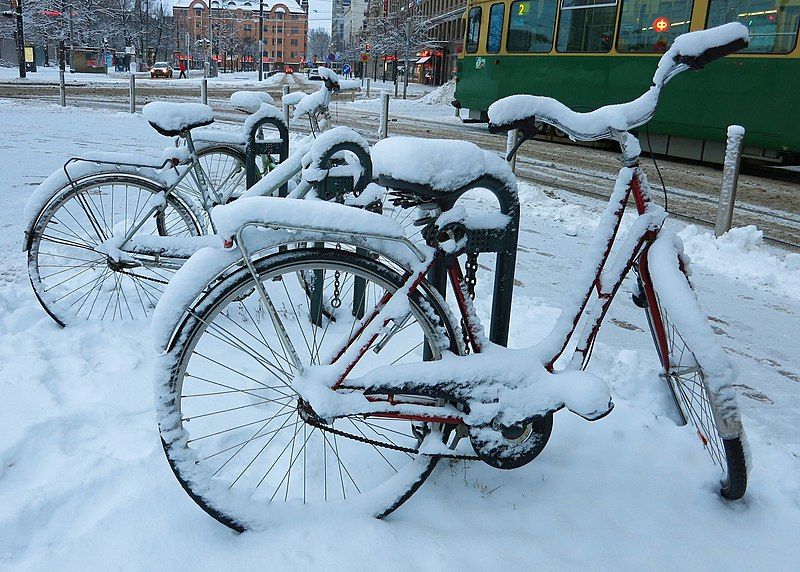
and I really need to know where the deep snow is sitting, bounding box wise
[1,98,800,570]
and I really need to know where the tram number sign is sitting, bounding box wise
[653,17,671,33]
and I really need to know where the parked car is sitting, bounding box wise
[283,66,294,74]
[150,62,173,78]
[307,68,322,81]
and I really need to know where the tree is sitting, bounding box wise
[306,27,329,62]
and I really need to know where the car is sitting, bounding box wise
[283,66,294,74]
[307,68,322,81]
[150,62,173,78]
[266,69,280,77]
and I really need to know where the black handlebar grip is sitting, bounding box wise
[487,117,533,134]
[678,37,748,70]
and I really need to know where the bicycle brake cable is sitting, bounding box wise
[645,122,669,213]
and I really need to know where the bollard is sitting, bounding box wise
[58,40,66,107]
[379,92,390,139]
[715,125,745,237]
[506,129,518,173]
[200,78,208,105]
[129,73,136,113]
[282,85,290,127]
[366,78,370,98]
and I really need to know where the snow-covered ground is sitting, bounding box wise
[340,79,458,126]
[2,98,800,569]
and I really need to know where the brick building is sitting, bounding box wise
[173,0,309,71]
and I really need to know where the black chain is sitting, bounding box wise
[304,415,479,460]
[465,252,479,300]
[331,243,342,308]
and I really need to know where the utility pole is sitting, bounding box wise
[403,15,410,99]
[258,0,263,80]
[8,0,26,78]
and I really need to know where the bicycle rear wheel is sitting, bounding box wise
[156,247,462,531]
[639,235,747,500]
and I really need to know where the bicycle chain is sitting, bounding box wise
[304,415,479,460]
[117,268,171,286]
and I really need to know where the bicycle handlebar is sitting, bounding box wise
[487,23,749,145]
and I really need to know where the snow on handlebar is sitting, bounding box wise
[487,23,749,143]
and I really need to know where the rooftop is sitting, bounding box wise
[172,0,306,14]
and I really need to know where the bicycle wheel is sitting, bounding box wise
[156,247,461,531]
[176,146,248,221]
[27,175,202,326]
[639,237,748,500]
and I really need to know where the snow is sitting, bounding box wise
[141,102,214,135]
[372,137,516,193]
[229,90,275,113]
[418,79,456,106]
[2,98,800,568]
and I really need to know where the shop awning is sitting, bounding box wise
[416,56,431,64]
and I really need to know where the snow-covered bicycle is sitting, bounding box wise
[151,24,750,531]
[22,71,363,325]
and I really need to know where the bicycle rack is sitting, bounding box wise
[380,174,520,348]
[306,140,374,326]
[245,115,290,193]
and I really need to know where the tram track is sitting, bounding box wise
[3,84,798,247]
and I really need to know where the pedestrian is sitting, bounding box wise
[178,60,187,79]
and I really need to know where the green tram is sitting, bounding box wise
[453,0,800,163]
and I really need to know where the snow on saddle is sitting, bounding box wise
[371,137,515,198]
[142,102,214,136]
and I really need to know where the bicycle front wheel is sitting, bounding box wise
[639,235,748,500]
[156,247,462,531]
[27,175,202,325]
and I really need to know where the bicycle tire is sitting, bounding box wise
[639,236,748,500]
[156,247,463,531]
[27,174,202,326]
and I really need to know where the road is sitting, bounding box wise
[2,76,798,247]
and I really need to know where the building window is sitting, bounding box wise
[277,26,283,33]
[195,21,202,28]
[244,24,252,31]
[291,51,298,58]
[707,0,800,53]
[291,14,299,19]
[291,27,298,34]
[487,3,505,52]
[556,0,618,52]
[277,50,283,57]
[195,7,202,15]
[507,0,558,52]
[291,38,299,45]
[466,6,482,52]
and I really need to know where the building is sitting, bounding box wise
[172,0,309,71]
[367,0,465,85]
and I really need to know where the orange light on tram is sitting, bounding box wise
[653,17,671,33]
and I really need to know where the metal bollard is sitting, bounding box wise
[715,125,745,237]
[366,78,370,98]
[129,73,136,113]
[506,129,518,173]
[379,92,390,139]
[282,85,290,126]
[200,78,208,105]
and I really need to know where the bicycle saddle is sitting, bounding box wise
[372,137,515,199]
[230,90,275,114]
[142,102,214,137]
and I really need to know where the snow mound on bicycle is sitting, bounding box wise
[371,137,516,193]
[320,345,612,427]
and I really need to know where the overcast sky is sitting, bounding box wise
[307,0,332,33]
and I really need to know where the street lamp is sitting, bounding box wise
[258,0,264,80]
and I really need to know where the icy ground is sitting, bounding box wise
[1,99,800,569]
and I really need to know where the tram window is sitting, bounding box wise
[466,6,482,53]
[507,0,558,52]
[617,0,693,52]
[488,3,506,52]
[557,0,619,52]
[707,0,800,53]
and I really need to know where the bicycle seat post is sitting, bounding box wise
[613,129,641,168]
